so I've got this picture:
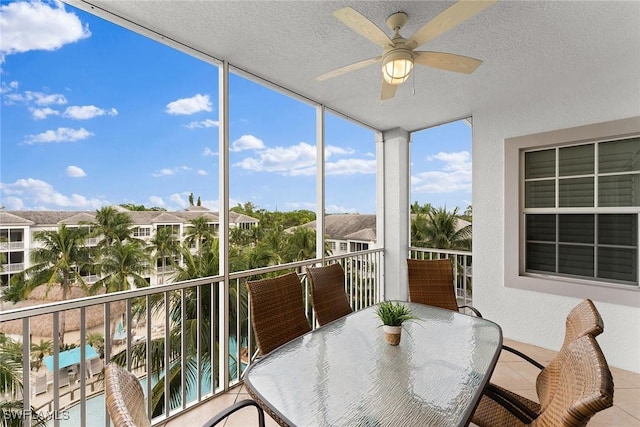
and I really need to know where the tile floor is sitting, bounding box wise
[160,338,640,427]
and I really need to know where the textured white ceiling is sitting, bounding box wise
[67,0,640,133]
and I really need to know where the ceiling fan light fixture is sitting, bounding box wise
[382,49,413,85]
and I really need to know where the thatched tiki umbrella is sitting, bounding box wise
[0,285,125,346]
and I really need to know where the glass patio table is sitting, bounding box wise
[244,302,503,427]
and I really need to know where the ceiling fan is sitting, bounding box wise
[316,1,496,100]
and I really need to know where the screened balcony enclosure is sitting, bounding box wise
[2,0,640,425]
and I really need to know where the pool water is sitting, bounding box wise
[58,338,244,426]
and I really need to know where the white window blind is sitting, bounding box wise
[523,137,640,286]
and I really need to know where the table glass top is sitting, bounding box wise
[245,302,502,427]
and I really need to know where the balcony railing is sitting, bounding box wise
[0,263,25,272]
[0,242,24,250]
[1,249,383,426]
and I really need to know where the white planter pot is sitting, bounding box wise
[382,325,402,345]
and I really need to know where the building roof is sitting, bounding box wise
[300,214,377,241]
[1,210,256,228]
[58,212,96,225]
[0,211,35,226]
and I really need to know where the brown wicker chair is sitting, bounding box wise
[246,272,312,427]
[306,263,353,326]
[104,363,265,427]
[105,363,151,427]
[472,334,614,426]
[503,299,604,370]
[247,271,311,356]
[500,299,605,412]
[406,258,481,316]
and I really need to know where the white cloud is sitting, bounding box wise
[148,196,165,207]
[0,80,18,93]
[185,118,219,129]
[325,146,355,156]
[197,170,207,175]
[234,142,315,174]
[230,134,265,152]
[427,151,471,172]
[63,105,118,120]
[2,196,25,210]
[169,193,188,209]
[0,178,107,210]
[234,142,374,177]
[325,158,376,176]
[165,93,212,115]
[30,107,59,119]
[152,168,176,177]
[202,147,217,157]
[152,166,192,177]
[4,90,67,106]
[23,127,93,144]
[0,0,91,58]
[66,165,86,177]
[411,151,472,194]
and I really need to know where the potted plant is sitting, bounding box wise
[375,301,417,345]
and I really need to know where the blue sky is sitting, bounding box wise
[0,0,472,215]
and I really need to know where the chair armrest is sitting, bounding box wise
[501,345,545,370]
[201,399,265,427]
[484,383,539,423]
[459,305,483,318]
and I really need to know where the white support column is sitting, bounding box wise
[315,105,325,261]
[218,60,230,389]
[378,127,411,301]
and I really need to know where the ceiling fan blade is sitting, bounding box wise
[414,51,483,74]
[316,56,381,81]
[380,79,397,101]
[407,0,496,49]
[334,7,393,48]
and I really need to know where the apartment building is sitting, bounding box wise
[0,206,258,287]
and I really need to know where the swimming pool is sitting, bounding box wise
[59,338,244,426]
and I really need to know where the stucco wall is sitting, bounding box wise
[472,76,640,373]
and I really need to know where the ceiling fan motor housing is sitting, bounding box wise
[381,48,414,85]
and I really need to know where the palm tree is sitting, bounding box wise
[283,227,316,262]
[411,212,430,247]
[173,238,219,281]
[0,336,47,427]
[423,207,471,250]
[8,225,90,343]
[90,206,135,249]
[92,239,150,352]
[93,240,150,293]
[86,332,105,358]
[259,227,285,265]
[410,201,432,215]
[150,227,179,285]
[229,226,250,247]
[30,339,52,370]
[0,336,22,400]
[244,245,277,271]
[117,238,241,417]
[183,216,216,252]
[120,237,260,416]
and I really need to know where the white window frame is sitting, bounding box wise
[133,227,151,237]
[505,117,640,307]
